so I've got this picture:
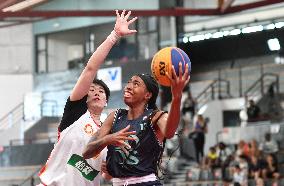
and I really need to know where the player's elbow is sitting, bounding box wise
[85,65,95,73]
[82,149,90,159]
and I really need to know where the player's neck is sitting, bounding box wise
[127,104,146,120]
[90,112,101,121]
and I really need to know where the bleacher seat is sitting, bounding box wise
[186,167,201,181]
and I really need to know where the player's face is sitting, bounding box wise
[123,76,149,107]
[87,83,107,108]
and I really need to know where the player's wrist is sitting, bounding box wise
[172,94,182,100]
[104,134,113,146]
[107,30,120,44]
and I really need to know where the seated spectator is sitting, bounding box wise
[247,99,260,122]
[233,164,247,186]
[236,140,250,158]
[229,155,249,186]
[255,177,264,186]
[248,139,261,158]
[259,133,279,154]
[238,155,249,177]
[217,142,233,165]
[216,142,234,180]
[248,155,262,179]
[203,146,218,169]
[261,153,280,180]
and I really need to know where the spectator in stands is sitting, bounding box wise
[262,153,280,180]
[182,91,196,120]
[203,146,218,170]
[238,155,249,178]
[217,142,233,165]
[191,114,208,163]
[268,82,275,98]
[255,177,264,186]
[216,142,233,180]
[259,133,279,154]
[236,140,250,158]
[233,164,247,186]
[249,139,261,158]
[248,155,262,179]
[247,99,260,122]
[38,10,137,186]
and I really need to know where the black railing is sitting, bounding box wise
[196,79,231,110]
[244,73,279,98]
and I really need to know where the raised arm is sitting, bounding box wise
[157,63,190,139]
[70,10,137,101]
[83,111,136,159]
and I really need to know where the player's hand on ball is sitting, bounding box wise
[114,10,137,36]
[166,62,190,98]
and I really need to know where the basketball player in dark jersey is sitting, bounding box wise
[83,63,190,185]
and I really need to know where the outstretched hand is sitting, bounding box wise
[114,10,137,37]
[108,125,136,150]
[166,62,190,98]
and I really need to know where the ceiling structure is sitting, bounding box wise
[0,0,284,28]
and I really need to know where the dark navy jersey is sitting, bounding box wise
[106,109,164,178]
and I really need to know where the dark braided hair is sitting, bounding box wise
[136,73,159,110]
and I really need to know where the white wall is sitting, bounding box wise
[0,119,23,146]
[48,38,69,71]
[44,23,116,72]
[0,74,33,118]
[0,24,33,74]
[159,17,176,47]
[200,98,245,153]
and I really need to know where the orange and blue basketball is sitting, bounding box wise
[151,47,191,87]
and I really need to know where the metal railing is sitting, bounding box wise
[195,79,231,110]
[9,137,56,146]
[244,72,279,99]
[17,166,42,186]
[40,99,59,117]
[0,103,24,131]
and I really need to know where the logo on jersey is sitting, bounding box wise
[67,154,99,181]
[84,124,94,135]
[115,134,139,165]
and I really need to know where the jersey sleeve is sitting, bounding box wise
[58,95,88,132]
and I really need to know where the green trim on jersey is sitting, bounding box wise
[67,154,99,181]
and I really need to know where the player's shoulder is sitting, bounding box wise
[151,110,168,124]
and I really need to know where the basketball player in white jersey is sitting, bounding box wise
[38,10,137,186]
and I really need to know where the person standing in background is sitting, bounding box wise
[192,114,208,163]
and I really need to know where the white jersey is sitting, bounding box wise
[39,111,107,186]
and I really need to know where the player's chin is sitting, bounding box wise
[123,97,133,105]
[90,101,105,108]
[123,97,128,103]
